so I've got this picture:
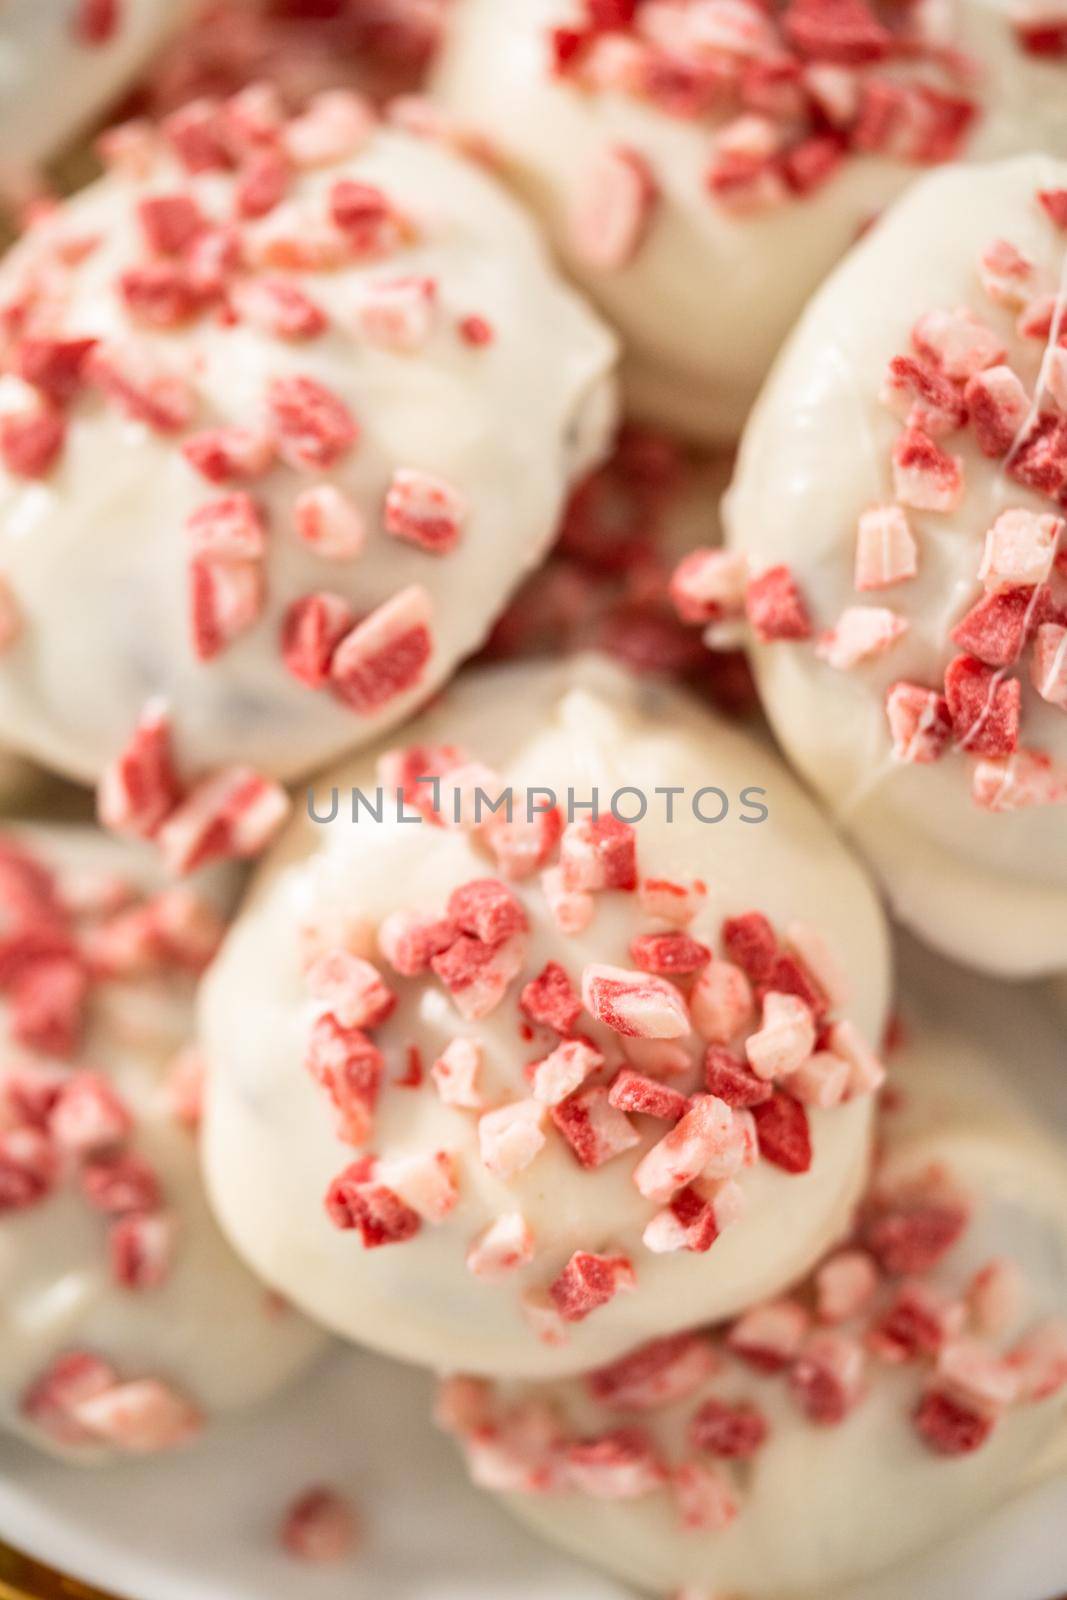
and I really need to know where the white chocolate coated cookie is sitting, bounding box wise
[727,155,1067,978]
[440,1024,1067,1597]
[0,826,325,1460]
[0,0,190,178]
[201,656,889,1379]
[432,0,1067,444]
[0,105,617,792]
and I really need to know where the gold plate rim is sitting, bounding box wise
[0,1542,124,1600]
[1,1531,1066,1600]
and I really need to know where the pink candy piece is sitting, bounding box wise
[854,506,918,591]
[157,767,290,874]
[466,1212,535,1279]
[98,702,182,840]
[306,949,396,1031]
[965,366,1031,457]
[530,1039,603,1106]
[669,549,748,625]
[815,1249,879,1323]
[542,865,596,935]
[892,425,964,512]
[21,1352,118,1447]
[478,1099,547,1180]
[637,876,707,927]
[375,1150,458,1224]
[937,1338,1019,1415]
[384,468,467,555]
[968,1258,1024,1337]
[1009,1318,1067,1402]
[886,682,953,764]
[72,1379,202,1453]
[280,1487,358,1564]
[978,239,1035,309]
[110,1211,176,1290]
[552,1084,640,1169]
[49,1072,131,1154]
[587,1332,719,1412]
[560,815,637,892]
[305,1017,383,1146]
[817,605,909,669]
[294,485,367,561]
[728,1299,810,1372]
[973,748,1067,811]
[354,275,438,352]
[183,426,275,484]
[979,510,1061,592]
[912,307,1005,382]
[789,1331,866,1425]
[633,1094,735,1204]
[432,931,528,1022]
[746,565,812,642]
[745,991,815,1080]
[582,964,690,1039]
[879,356,967,438]
[690,961,755,1044]
[1031,624,1067,708]
[330,585,433,716]
[188,554,264,662]
[608,1068,688,1122]
[572,144,658,270]
[673,1460,739,1531]
[431,1038,484,1109]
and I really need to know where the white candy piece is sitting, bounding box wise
[201,656,889,1379]
[432,0,1067,443]
[0,113,617,786]
[0,826,325,1461]
[727,155,1067,978]
[442,1023,1067,1597]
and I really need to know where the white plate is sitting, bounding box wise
[0,942,1065,1600]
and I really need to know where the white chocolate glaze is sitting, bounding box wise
[432,0,1067,444]
[0,117,617,785]
[0,825,326,1460]
[0,0,190,178]
[201,655,889,1379]
[444,1023,1067,1597]
[727,155,1067,979]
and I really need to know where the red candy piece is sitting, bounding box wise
[447,879,528,945]
[520,962,582,1036]
[305,1015,383,1146]
[630,931,711,976]
[943,656,1021,756]
[689,1397,769,1459]
[864,1201,969,1274]
[281,593,354,689]
[914,1390,994,1456]
[750,1093,812,1173]
[267,375,358,470]
[722,912,778,983]
[0,409,66,478]
[608,1068,689,1122]
[703,1045,773,1107]
[950,589,1033,669]
[783,0,892,64]
[548,1251,636,1322]
[325,1157,421,1247]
